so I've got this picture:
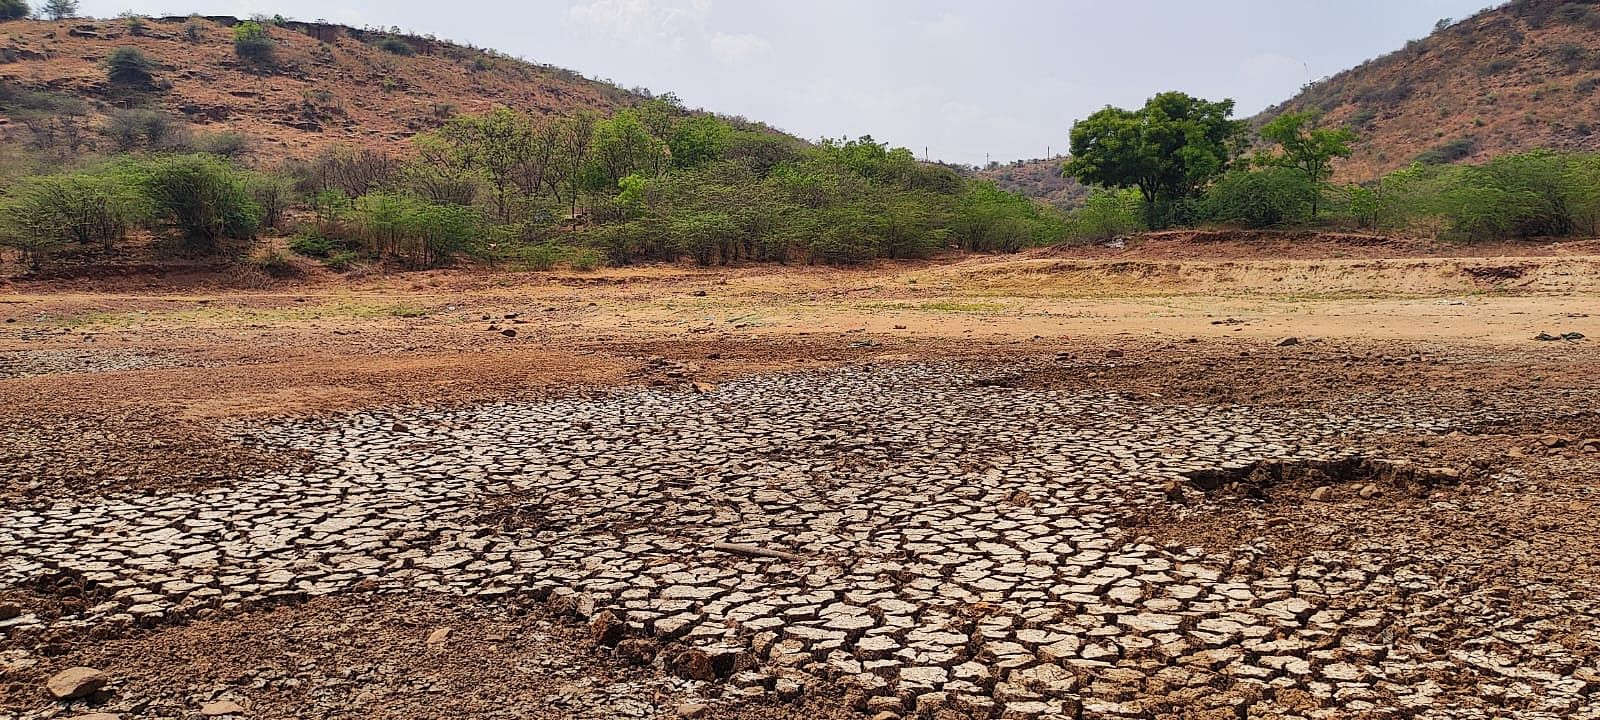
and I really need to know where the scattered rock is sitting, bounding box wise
[200,699,246,716]
[500,328,518,338]
[1358,484,1381,499]
[66,714,122,720]
[1309,486,1334,502]
[665,647,716,681]
[0,602,20,620]
[46,667,108,700]
[692,290,707,297]
[1274,336,1300,347]
[616,638,658,665]
[676,703,709,718]
[1161,481,1186,502]
[425,627,452,646]
[589,610,624,647]
[1105,349,1124,359]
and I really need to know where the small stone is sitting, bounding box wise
[1105,349,1125,358]
[1275,336,1300,347]
[1358,484,1380,499]
[617,638,658,665]
[1162,481,1186,502]
[589,611,624,646]
[676,703,709,719]
[66,714,122,720]
[47,667,108,700]
[500,328,518,338]
[0,603,20,621]
[426,627,452,646]
[1310,486,1333,502]
[201,700,246,716]
[666,647,716,681]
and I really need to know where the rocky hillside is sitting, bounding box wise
[1262,0,1600,180]
[0,15,655,161]
[975,157,1087,212]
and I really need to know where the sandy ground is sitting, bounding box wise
[1,237,1598,719]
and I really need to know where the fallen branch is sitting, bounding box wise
[711,542,803,562]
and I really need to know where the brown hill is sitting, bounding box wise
[1262,0,1600,180]
[976,157,1087,211]
[0,14,665,162]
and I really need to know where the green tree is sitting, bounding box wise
[668,115,731,170]
[1064,91,1243,227]
[106,46,157,88]
[43,0,76,20]
[588,110,667,189]
[0,0,28,21]
[418,106,536,221]
[1255,111,1357,217]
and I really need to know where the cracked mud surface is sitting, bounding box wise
[5,362,1598,719]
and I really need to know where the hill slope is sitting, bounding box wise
[1262,0,1600,180]
[0,15,657,161]
[975,157,1087,212]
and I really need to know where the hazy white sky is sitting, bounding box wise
[77,0,1498,165]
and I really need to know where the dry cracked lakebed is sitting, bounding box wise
[3,364,1597,719]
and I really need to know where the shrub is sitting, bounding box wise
[350,192,480,267]
[1479,58,1517,77]
[0,0,29,20]
[139,154,262,250]
[324,250,359,272]
[106,46,157,88]
[567,247,602,271]
[183,18,205,42]
[233,21,276,65]
[1199,168,1317,228]
[1065,188,1144,242]
[122,13,146,34]
[0,170,150,258]
[244,172,294,229]
[1417,137,1477,165]
[376,36,414,56]
[194,131,252,158]
[244,250,297,278]
[101,109,186,151]
[288,231,340,258]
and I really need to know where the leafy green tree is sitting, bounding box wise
[139,154,262,250]
[588,110,667,189]
[419,107,536,220]
[43,0,76,20]
[0,0,28,21]
[559,112,597,215]
[1255,111,1357,217]
[1064,92,1243,227]
[668,115,731,170]
[233,21,275,65]
[106,46,157,88]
